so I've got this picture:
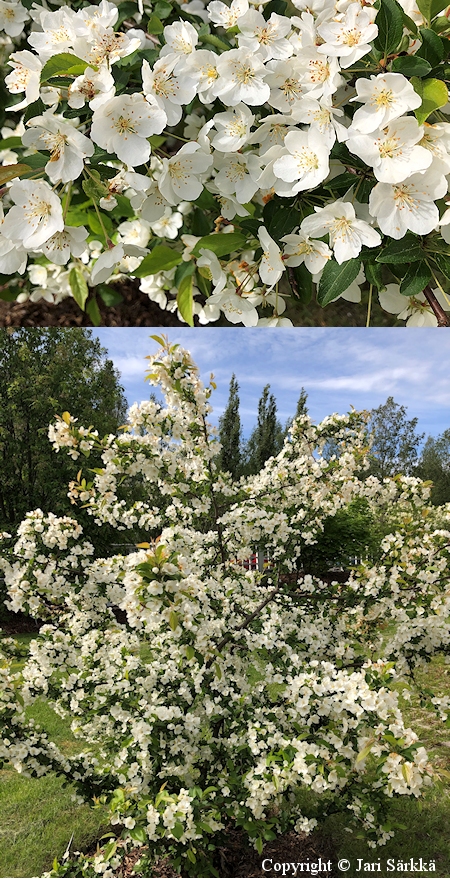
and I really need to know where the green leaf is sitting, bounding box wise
[117,0,141,23]
[98,285,123,307]
[154,0,172,18]
[191,207,211,237]
[86,297,102,326]
[0,287,19,302]
[191,232,247,258]
[255,837,264,855]
[0,164,33,185]
[376,234,424,263]
[40,53,89,83]
[194,188,218,210]
[431,251,450,276]
[169,610,179,631]
[69,266,89,311]
[402,9,419,35]
[356,739,375,764]
[149,135,166,148]
[317,259,361,306]
[263,0,287,18]
[415,27,445,65]
[373,0,405,57]
[133,245,183,278]
[262,198,301,244]
[147,15,164,34]
[355,177,376,204]
[399,261,432,296]
[324,172,364,196]
[177,274,194,327]
[0,136,22,150]
[287,263,313,304]
[17,151,47,171]
[23,99,46,124]
[172,821,184,840]
[417,0,449,23]
[391,55,432,76]
[365,259,386,292]
[329,142,368,171]
[87,211,114,241]
[65,209,90,227]
[174,259,195,288]
[90,162,120,181]
[82,174,109,203]
[130,825,147,844]
[412,76,449,122]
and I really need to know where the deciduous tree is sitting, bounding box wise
[0,328,127,529]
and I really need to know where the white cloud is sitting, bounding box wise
[94,328,450,439]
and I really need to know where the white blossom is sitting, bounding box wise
[2,180,64,249]
[214,49,270,106]
[158,143,213,205]
[91,94,166,166]
[273,128,330,193]
[301,201,381,263]
[281,231,332,274]
[258,226,285,288]
[317,2,378,68]
[346,117,432,184]
[350,73,422,134]
[22,111,95,184]
[369,171,447,239]
[0,0,29,37]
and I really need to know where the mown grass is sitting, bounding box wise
[1,635,109,878]
[2,640,450,878]
[324,656,450,877]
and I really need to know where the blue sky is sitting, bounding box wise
[94,328,450,440]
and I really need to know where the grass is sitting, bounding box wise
[1,636,109,878]
[326,657,450,877]
[1,641,450,878]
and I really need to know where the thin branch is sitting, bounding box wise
[423,285,450,327]
[206,571,282,664]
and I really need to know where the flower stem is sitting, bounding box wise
[423,284,450,327]
[366,284,372,327]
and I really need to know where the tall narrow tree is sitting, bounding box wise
[294,387,309,419]
[244,384,284,474]
[218,374,242,478]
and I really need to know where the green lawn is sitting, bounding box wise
[1,641,450,878]
[1,637,109,878]
[328,658,450,877]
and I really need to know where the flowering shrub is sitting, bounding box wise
[1,0,450,325]
[1,338,450,876]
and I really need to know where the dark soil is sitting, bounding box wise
[111,829,337,878]
[0,280,394,327]
[0,280,184,327]
[0,609,43,633]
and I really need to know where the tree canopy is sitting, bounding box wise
[416,429,450,506]
[366,396,425,480]
[218,375,242,480]
[0,329,127,529]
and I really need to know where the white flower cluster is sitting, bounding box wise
[1,341,448,876]
[0,0,449,324]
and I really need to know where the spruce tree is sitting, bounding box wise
[294,387,308,418]
[244,385,284,474]
[218,374,242,478]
